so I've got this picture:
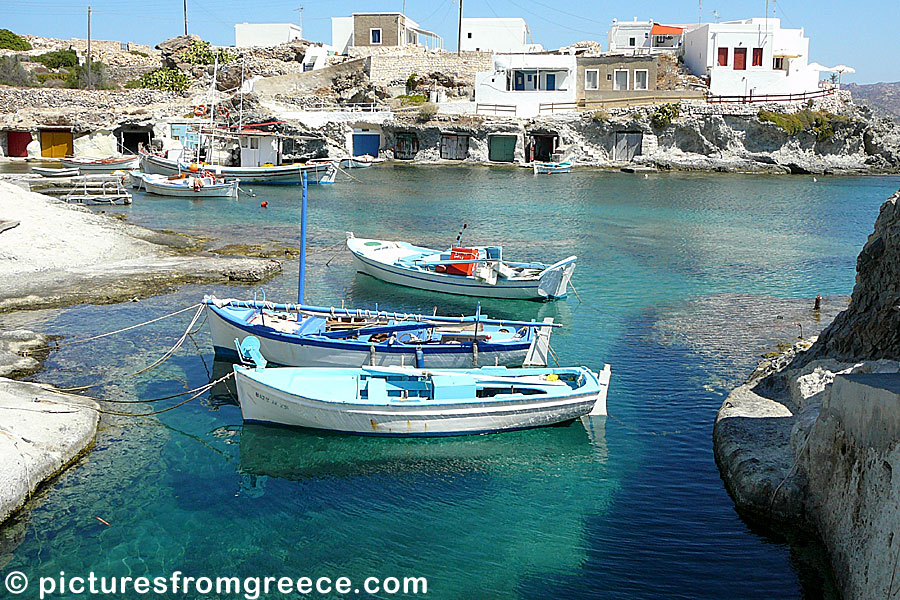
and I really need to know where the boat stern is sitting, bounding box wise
[587,364,612,416]
[537,256,577,299]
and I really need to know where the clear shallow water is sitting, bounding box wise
[2,167,899,599]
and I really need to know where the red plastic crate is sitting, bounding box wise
[447,248,478,276]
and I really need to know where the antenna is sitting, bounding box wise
[712,9,719,22]
[698,0,702,24]
[294,6,303,34]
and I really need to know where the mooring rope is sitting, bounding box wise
[53,303,203,349]
[97,373,234,415]
[55,304,206,392]
[334,163,364,183]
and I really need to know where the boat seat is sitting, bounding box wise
[365,377,388,403]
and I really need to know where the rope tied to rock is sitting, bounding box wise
[96,372,234,417]
[53,303,203,349]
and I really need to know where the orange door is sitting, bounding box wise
[40,130,73,158]
[734,48,747,70]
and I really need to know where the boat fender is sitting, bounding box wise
[189,163,200,173]
[194,104,208,116]
[202,170,215,179]
[217,106,230,118]
[260,201,268,208]
[415,347,425,369]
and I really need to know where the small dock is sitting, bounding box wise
[23,175,132,205]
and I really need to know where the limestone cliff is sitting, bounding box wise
[714,187,900,600]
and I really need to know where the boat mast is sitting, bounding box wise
[298,171,308,303]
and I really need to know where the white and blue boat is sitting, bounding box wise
[140,153,336,185]
[533,160,572,175]
[232,337,611,436]
[346,234,577,301]
[204,296,556,368]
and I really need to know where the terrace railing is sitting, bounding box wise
[538,102,578,114]
[476,103,517,116]
[706,87,836,104]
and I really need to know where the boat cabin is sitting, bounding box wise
[239,130,282,167]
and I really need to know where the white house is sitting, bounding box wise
[459,18,543,53]
[607,18,687,54]
[235,23,302,48]
[474,54,577,118]
[683,18,821,97]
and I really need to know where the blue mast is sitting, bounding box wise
[298,170,308,304]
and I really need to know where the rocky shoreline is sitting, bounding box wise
[0,180,282,526]
[715,187,900,599]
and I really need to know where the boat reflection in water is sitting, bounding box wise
[238,417,607,482]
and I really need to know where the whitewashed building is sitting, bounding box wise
[683,18,821,97]
[607,19,686,54]
[474,54,577,118]
[235,23,303,48]
[459,18,543,53]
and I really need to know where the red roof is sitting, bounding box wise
[651,24,683,35]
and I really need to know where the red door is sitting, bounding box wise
[734,48,747,70]
[7,131,32,157]
[717,47,728,66]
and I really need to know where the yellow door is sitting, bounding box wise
[40,131,73,158]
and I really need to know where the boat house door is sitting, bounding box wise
[6,131,32,157]
[614,132,643,161]
[394,132,419,160]
[40,129,73,158]
[440,134,469,160]
[352,132,380,157]
[488,134,516,162]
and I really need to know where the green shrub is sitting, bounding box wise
[65,61,113,89]
[397,93,427,106]
[758,108,851,142]
[36,71,66,83]
[0,55,36,86]
[129,50,149,58]
[35,49,78,69]
[0,29,31,51]
[129,67,190,92]
[406,72,418,92]
[650,103,680,129]
[177,39,233,65]
[590,109,610,123]
[416,102,438,123]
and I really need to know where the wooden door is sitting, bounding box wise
[734,48,747,70]
[7,131,32,157]
[40,130,73,158]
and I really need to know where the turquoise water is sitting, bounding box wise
[2,167,899,599]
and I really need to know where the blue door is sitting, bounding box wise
[546,73,556,91]
[352,133,380,157]
[514,72,525,91]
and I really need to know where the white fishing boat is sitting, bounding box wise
[31,166,79,177]
[339,154,384,168]
[533,160,572,175]
[140,153,336,185]
[232,337,611,436]
[59,156,141,173]
[346,234,577,301]
[203,296,555,368]
[139,173,239,198]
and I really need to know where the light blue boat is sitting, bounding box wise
[232,337,611,437]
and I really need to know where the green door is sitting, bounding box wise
[488,135,516,162]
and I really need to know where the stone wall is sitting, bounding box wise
[362,48,493,87]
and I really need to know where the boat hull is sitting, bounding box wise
[206,304,533,368]
[533,162,572,175]
[350,250,574,301]
[140,175,238,198]
[233,366,607,436]
[60,157,141,172]
[141,154,336,184]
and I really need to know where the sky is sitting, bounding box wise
[0,0,896,83]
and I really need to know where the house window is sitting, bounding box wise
[633,69,648,90]
[613,69,629,91]
[752,48,763,66]
[717,47,728,66]
[585,69,599,91]
[773,57,785,70]
[629,37,636,46]
[370,28,382,44]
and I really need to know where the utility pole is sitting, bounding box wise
[457,0,463,55]
[86,6,92,89]
[183,0,188,35]
[295,6,303,37]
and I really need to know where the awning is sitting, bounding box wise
[651,24,683,35]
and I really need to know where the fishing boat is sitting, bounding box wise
[533,160,572,175]
[340,154,384,169]
[138,173,239,198]
[346,234,577,301]
[232,336,611,436]
[140,153,336,185]
[59,156,141,173]
[31,166,79,177]
[203,295,555,368]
